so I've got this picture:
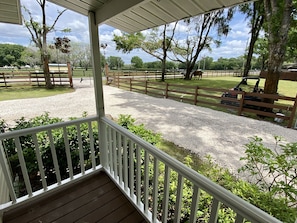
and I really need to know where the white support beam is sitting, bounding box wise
[88,11,108,168]
[88,11,105,118]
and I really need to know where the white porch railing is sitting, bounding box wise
[0,116,282,222]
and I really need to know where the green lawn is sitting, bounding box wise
[0,86,74,101]
[166,76,297,97]
[72,68,93,78]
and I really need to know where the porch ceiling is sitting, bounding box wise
[0,0,22,25]
[47,0,252,33]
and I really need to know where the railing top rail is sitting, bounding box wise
[102,116,282,223]
[0,116,98,140]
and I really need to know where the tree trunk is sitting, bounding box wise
[242,35,258,85]
[264,69,280,94]
[263,0,292,95]
[185,64,195,80]
[242,2,264,84]
[161,50,167,81]
[43,55,53,89]
[184,70,191,80]
[161,59,166,81]
[243,18,264,78]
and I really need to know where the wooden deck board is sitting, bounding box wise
[3,171,148,223]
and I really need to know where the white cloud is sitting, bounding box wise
[68,20,86,31]
[208,39,248,61]
[0,0,252,64]
[112,29,123,37]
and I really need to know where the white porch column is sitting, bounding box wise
[88,11,105,118]
[88,11,108,168]
[0,142,11,205]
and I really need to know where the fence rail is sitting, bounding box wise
[107,69,260,79]
[0,71,73,88]
[110,77,297,128]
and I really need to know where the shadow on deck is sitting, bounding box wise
[3,171,148,223]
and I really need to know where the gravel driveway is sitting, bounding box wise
[1,78,296,174]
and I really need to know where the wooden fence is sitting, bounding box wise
[107,69,260,79]
[109,76,297,128]
[260,70,297,81]
[0,71,73,88]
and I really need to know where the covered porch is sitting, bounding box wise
[0,0,283,222]
[0,116,282,222]
[3,171,147,223]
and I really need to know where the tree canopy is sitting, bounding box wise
[0,44,25,67]
[23,0,68,89]
[131,56,143,68]
[113,22,178,81]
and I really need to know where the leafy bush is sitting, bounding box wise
[1,112,99,195]
[118,114,161,145]
[117,115,297,222]
[239,136,297,207]
[238,136,297,222]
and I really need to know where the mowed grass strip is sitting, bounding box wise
[166,76,297,97]
[0,86,74,101]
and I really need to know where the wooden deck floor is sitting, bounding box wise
[3,171,148,223]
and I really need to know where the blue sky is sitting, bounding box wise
[0,0,251,64]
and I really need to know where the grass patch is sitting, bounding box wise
[158,139,203,170]
[72,68,93,78]
[0,86,74,101]
[166,76,297,97]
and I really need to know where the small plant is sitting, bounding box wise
[117,114,161,145]
[239,136,297,207]
[0,118,8,133]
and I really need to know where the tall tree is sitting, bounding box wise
[171,9,233,80]
[107,56,124,69]
[113,22,178,81]
[131,56,143,68]
[254,37,269,70]
[20,47,40,67]
[0,44,25,67]
[239,1,265,80]
[23,0,67,89]
[263,0,293,95]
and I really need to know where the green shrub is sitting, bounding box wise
[117,115,297,222]
[118,114,161,145]
[239,136,297,207]
[1,112,99,195]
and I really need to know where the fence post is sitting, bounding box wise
[3,74,7,88]
[67,62,73,88]
[130,78,132,91]
[287,93,297,128]
[194,86,199,105]
[51,73,55,86]
[237,91,245,116]
[145,80,148,94]
[29,72,32,86]
[165,83,169,98]
[36,73,40,86]
[117,75,120,88]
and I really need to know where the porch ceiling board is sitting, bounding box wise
[0,0,22,25]
[47,0,252,33]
